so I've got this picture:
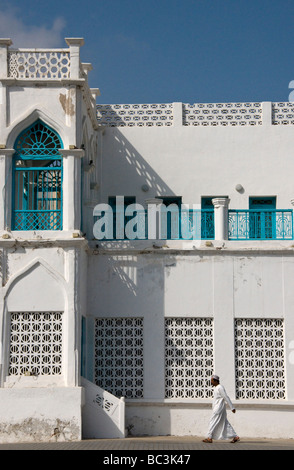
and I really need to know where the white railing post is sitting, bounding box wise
[212,197,230,240]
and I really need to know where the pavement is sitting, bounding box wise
[0,435,293,452]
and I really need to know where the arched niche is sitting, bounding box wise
[5,259,66,312]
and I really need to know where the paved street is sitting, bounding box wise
[0,435,293,451]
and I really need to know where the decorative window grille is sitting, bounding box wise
[9,312,63,376]
[235,319,286,399]
[12,120,63,230]
[94,318,144,398]
[165,318,214,399]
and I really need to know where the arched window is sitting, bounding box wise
[12,120,63,230]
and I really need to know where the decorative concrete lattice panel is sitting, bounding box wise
[183,102,262,126]
[9,312,63,376]
[95,318,144,398]
[235,318,285,399]
[97,104,173,127]
[8,51,70,79]
[272,102,294,125]
[165,318,214,398]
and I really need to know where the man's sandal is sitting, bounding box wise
[231,436,240,443]
[202,438,213,443]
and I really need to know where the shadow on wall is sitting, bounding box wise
[83,117,196,436]
[100,127,175,203]
[85,251,179,436]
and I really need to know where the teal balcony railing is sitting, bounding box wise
[228,209,293,240]
[93,206,294,241]
[93,209,214,240]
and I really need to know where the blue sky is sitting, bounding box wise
[1,0,294,104]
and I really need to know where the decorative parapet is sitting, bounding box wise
[97,102,265,128]
[7,49,71,80]
[1,37,99,130]
[183,102,262,126]
[96,103,174,127]
[1,37,87,81]
[272,102,294,125]
[97,101,294,128]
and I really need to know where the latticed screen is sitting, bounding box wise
[165,318,214,399]
[94,318,144,398]
[13,120,63,230]
[183,102,262,126]
[97,103,174,127]
[9,312,63,376]
[235,318,286,399]
[8,51,70,80]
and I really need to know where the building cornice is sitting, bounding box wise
[0,78,86,87]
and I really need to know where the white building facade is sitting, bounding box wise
[0,37,294,442]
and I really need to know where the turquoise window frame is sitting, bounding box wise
[249,197,276,239]
[12,120,63,231]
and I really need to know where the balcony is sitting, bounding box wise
[94,208,215,241]
[228,209,293,240]
[93,202,294,242]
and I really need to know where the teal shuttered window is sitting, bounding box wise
[12,120,63,230]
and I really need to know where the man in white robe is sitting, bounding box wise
[203,375,240,443]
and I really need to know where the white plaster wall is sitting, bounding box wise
[0,242,87,441]
[0,243,87,387]
[0,387,83,442]
[3,86,76,147]
[126,403,294,439]
[0,45,96,443]
[100,125,294,209]
[87,248,294,438]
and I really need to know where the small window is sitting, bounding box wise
[108,196,136,208]
[249,197,276,210]
[201,196,228,209]
[156,196,182,207]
